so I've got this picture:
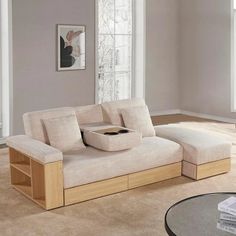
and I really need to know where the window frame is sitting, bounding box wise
[231,0,236,112]
[0,0,12,141]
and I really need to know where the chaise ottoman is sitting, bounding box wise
[155,124,231,180]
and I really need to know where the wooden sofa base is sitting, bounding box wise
[9,147,231,209]
[64,162,182,206]
[182,158,231,180]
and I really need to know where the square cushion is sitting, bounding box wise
[101,98,145,126]
[43,114,85,152]
[121,105,155,137]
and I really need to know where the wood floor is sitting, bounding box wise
[151,114,221,125]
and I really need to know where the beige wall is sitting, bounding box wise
[180,0,236,119]
[12,0,95,134]
[12,0,180,134]
[146,0,180,112]
[12,0,235,134]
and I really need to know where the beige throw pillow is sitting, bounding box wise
[43,114,85,152]
[121,106,155,137]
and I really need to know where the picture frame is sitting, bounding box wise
[57,24,86,71]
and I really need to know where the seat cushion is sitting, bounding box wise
[63,136,183,188]
[155,124,232,165]
[101,98,145,126]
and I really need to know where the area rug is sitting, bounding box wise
[0,122,236,236]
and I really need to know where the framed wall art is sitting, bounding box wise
[57,24,86,71]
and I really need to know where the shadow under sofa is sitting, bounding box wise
[6,98,231,210]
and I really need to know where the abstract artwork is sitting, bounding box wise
[57,25,85,71]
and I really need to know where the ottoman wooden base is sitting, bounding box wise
[182,158,231,180]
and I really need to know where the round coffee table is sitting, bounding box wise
[165,192,236,236]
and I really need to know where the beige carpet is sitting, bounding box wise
[1,122,236,236]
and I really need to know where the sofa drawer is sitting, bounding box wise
[128,162,182,189]
[64,175,128,205]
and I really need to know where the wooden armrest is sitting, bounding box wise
[9,148,64,210]
[7,135,63,164]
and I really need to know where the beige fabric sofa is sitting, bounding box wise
[7,98,231,210]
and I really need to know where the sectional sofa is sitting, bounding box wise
[7,98,231,210]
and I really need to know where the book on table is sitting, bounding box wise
[218,197,236,216]
[217,197,236,235]
[220,212,236,222]
[217,220,236,235]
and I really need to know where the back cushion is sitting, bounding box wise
[23,107,75,144]
[74,104,103,125]
[101,98,146,126]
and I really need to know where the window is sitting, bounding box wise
[96,0,133,103]
[0,0,11,139]
[96,0,145,104]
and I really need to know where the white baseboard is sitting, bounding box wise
[150,109,181,116]
[151,109,236,123]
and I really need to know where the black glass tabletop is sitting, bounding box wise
[165,193,236,236]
